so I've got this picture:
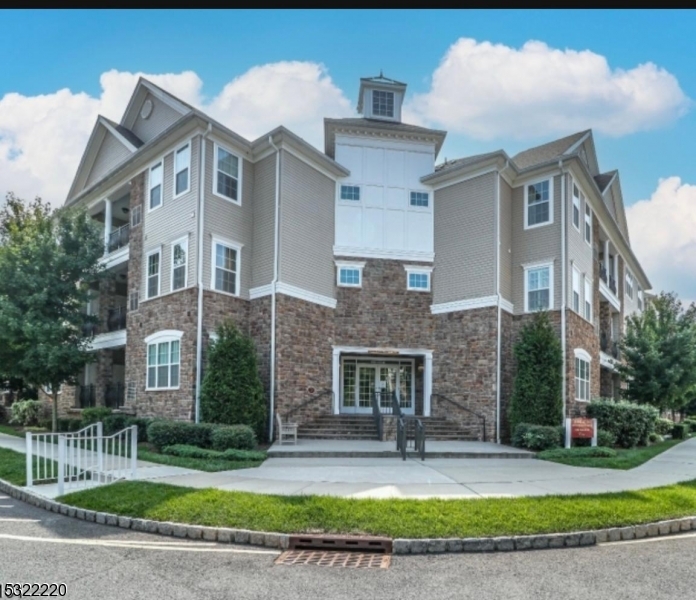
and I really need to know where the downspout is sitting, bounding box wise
[268,135,281,442]
[495,170,501,444]
[559,159,567,424]
[194,122,212,423]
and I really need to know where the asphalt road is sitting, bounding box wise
[1,496,696,600]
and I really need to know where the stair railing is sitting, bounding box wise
[430,393,487,442]
[370,392,384,441]
[285,388,334,420]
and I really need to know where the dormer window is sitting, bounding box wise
[372,90,394,118]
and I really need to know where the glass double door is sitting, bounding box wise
[341,361,414,414]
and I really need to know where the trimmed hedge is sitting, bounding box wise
[125,417,155,443]
[586,399,658,448]
[512,423,562,451]
[80,407,112,428]
[649,432,664,444]
[682,419,696,433]
[538,446,618,460]
[162,444,266,462]
[57,418,82,432]
[672,424,689,440]
[146,421,216,450]
[211,425,256,451]
[597,429,616,448]
[103,414,128,435]
[655,418,675,436]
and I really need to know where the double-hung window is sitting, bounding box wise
[149,161,163,210]
[145,332,182,390]
[572,183,581,231]
[146,249,161,299]
[584,204,592,245]
[572,267,581,314]
[525,263,553,312]
[625,270,634,299]
[214,144,240,204]
[525,180,552,228]
[575,350,591,402]
[584,277,592,321]
[174,143,190,197]
[171,237,188,292]
[212,238,240,296]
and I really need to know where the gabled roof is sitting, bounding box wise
[594,170,617,193]
[324,117,446,158]
[512,130,591,170]
[120,77,193,131]
[360,72,407,87]
[357,72,407,114]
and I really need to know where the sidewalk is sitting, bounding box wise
[3,432,696,499]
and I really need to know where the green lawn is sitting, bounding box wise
[0,424,25,438]
[538,439,684,470]
[0,447,58,486]
[138,446,264,472]
[58,479,696,539]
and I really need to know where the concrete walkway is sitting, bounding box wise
[3,432,696,499]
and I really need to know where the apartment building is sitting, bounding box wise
[55,73,650,442]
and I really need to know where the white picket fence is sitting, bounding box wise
[25,422,138,495]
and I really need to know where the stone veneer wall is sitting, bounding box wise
[249,296,272,425]
[565,309,600,417]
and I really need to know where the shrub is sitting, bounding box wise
[507,312,563,434]
[125,417,155,443]
[597,429,616,448]
[586,399,658,448]
[672,424,689,439]
[649,432,664,444]
[162,444,267,462]
[9,400,44,426]
[57,418,82,432]
[80,407,113,428]
[211,425,256,451]
[655,418,675,435]
[146,421,216,450]
[200,321,267,440]
[538,446,617,460]
[682,418,696,433]
[103,413,129,435]
[512,423,562,451]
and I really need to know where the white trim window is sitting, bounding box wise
[584,277,592,322]
[212,238,241,296]
[524,179,553,229]
[146,249,161,299]
[637,288,644,311]
[173,142,191,197]
[372,90,395,118]
[572,266,581,314]
[336,261,365,288]
[149,161,163,211]
[572,183,581,231]
[339,184,360,202]
[409,191,430,209]
[584,203,592,245]
[405,266,433,292]
[625,270,634,299]
[213,144,241,204]
[171,236,188,292]
[574,349,591,402]
[145,331,183,391]
[524,262,553,312]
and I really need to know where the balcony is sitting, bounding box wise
[107,223,130,254]
[106,306,127,332]
[75,384,96,409]
[598,260,621,310]
[104,382,125,409]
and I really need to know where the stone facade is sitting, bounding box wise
[565,309,600,417]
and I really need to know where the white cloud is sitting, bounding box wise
[0,62,352,205]
[626,177,696,304]
[405,38,690,140]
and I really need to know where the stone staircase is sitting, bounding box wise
[297,415,479,441]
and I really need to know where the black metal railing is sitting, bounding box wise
[107,223,130,254]
[75,385,96,408]
[611,341,621,360]
[600,331,621,359]
[609,275,617,295]
[82,321,99,337]
[106,306,127,332]
[104,382,125,409]
[599,262,608,284]
[285,388,334,420]
[371,393,384,441]
[431,393,487,442]
[396,416,426,461]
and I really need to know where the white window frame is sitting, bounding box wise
[210,236,242,297]
[625,269,634,299]
[571,181,581,232]
[572,265,581,314]
[144,330,183,391]
[584,203,592,246]
[372,89,395,118]
[637,288,644,311]
[335,260,365,288]
[523,260,554,313]
[212,142,242,206]
[173,141,191,199]
[145,247,162,299]
[524,178,554,230]
[148,160,163,212]
[405,265,433,292]
[584,276,592,322]
[170,235,189,292]
[409,190,431,211]
[574,348,592,403]
[338,184,361,204]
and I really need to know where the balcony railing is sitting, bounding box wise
[107,223,130,254]
[600,331,621,359]
[106,306,127,332]
[598,261,618,295]
[75,384,96,408]
[104,382,125,409]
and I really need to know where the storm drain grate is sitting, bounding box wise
[275,550,391,569]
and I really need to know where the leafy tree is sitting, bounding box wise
[619,291,696,416]
[0,193,105,431]
[200,321,266,440]
[508,311,563,433]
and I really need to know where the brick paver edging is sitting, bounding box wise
[3,478,695,554]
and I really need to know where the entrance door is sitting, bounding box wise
[340,359,415,415]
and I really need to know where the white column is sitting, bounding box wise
[332,348,341,415]
[104,198,113,252]
[604,239,610,274]
[423,352,433,417]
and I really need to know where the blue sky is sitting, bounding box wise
[2,9,696,298]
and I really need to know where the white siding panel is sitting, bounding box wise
[336,205,362,246]
[364,185,384,208]
[385,187,404,210]
[386,150,405,187]
[384,210,405,249]
[363,208,383,248]
[364,148,384,185]
[336,145,363,182]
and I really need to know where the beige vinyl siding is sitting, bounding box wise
[131,93,184,144]
[567,174,595,317]
[603,185,617,220]
[433,172,496,305]
[85,132,131,189]
[278,151,336,299]
[499,177,513,304]
[202,139,254,298]
[141,135,199,298]
[251,154,276,289]
[511,174,562,314]
[623,262,640,317]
